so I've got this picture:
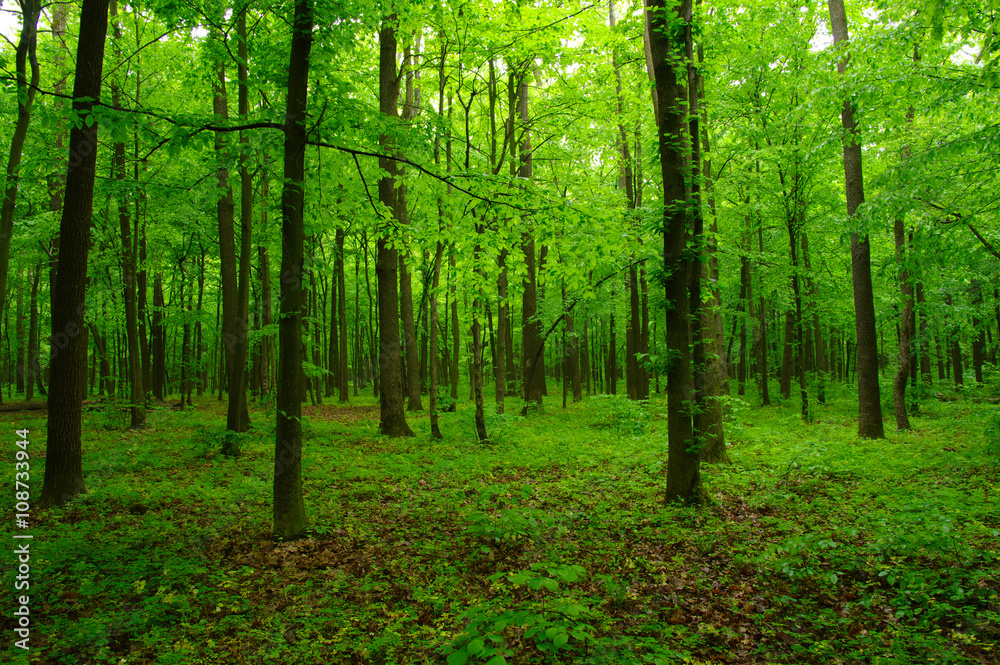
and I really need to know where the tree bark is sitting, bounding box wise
[646,0,701,503]
[273,0,313,540]
[229,6,253,431]
[828,0,884,438]
[41,0,111,509]
[377,18,415,437]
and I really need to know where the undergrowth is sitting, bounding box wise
[1,382,997,664]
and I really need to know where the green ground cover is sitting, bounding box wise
[1,383,998,664]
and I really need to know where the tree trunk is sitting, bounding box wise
[26,264,41,400]
[647,0,700,502]
[376,18,414,437]
[780,311,794,400]
[429,241,444,439]
[828,0,884,438]
[273,0,312,540]
[0,0,42,405]
[41,0,110,509]
[111,0,144,427]
[335,227,349,401]
[229,7,253,431]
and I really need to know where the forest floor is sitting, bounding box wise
[1,381,998,664]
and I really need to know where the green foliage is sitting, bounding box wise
[464,484,565,551]
[588,394,650,437]
[190,426,247,458]
[4,388,999,663]
[444,563,594,664]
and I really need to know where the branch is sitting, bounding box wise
[924,199,1000,261]
[520,257,648,415]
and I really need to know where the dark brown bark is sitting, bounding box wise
[646,0,701,502]
[377,18,414,437]
[273,0,312,540]
[230,7,253,430]
[41,0,110,509]
[829,0,884,438]
[518,69,545,415]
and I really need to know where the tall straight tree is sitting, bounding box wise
[828,0,884,438]
[40,0,111,508]
[647,0,702,502]
[517,65,546,415]
[377,17,415,437]
[273,0,313,540]
[110,0,144,428]
[0,0,41,406]
[231,5,254,430]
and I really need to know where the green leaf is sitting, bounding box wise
[447,650,469,665]
[466,638,485,655]
[553,633,569,648]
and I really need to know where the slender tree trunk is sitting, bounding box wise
[518,69,545,415]
[376,18,414,437]
[496,249,508,413]
[26,264,42,400]
[780,311,794,400]
[788,217,809,421]
[229,6,253,431]
[273,0,312,540]
[111,0,144,427]
[829,0,884,438]
[0,0,42,405]
[429,241,444,439]
[41,0,110,508]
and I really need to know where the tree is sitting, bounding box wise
[376,17,415,438]
[273,0,313,541]
[828,0,885,439]
[646,0,702,503]
[40,0,112,509]
[0,0,41,406]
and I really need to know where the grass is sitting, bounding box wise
[1,381,998,664]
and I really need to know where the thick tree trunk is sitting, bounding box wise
[41,0,110,509]
[377,19,414,437]
[273,0,313,541]
[828,0,884,438]
[646,0,701,503]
